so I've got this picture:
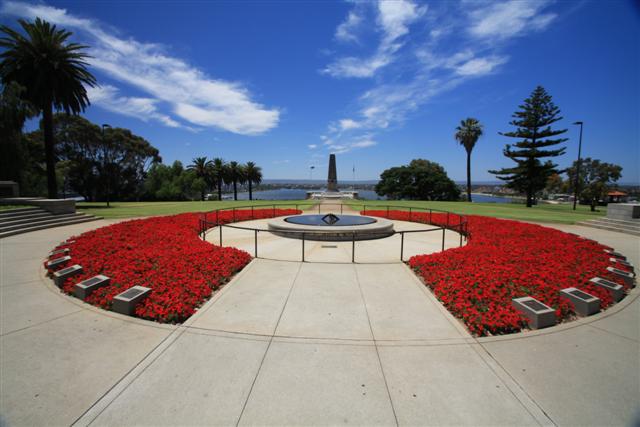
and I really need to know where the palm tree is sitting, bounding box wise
[211,158,227,201]
[244,161,263,200]
[228,161,245,201]
[455,118,483,202]
[187,156,213,201]
[0,18,96,199]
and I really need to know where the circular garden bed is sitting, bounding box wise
[44,207,634,335]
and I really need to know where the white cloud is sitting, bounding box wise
[1,1,280,135]
[328,136,378,154]
[87,85,181,128]
[455,56,507,76]
[339,118,362,131]
[469,0,557,40]
[308,144,318,149]
[323,0,426,78]
[335,10,362,43]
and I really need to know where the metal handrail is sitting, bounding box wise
[197,202,469,263]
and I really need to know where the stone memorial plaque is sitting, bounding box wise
[47,256,71,268]
[569,289,594,300]
[512,297,555,329]
[590,277,624,302]
[522,299,548,312]
[53,264,83,287]
[112,286,151,316]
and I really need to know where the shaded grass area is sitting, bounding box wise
[77,200,316,219]
[345,200,606,224]
[0,205,31,211]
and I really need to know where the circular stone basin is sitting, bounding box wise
[268,214,394,241]
[284,214,377,226]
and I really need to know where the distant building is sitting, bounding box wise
[607,191,628,203]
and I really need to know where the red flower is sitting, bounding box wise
[365,210,630,336]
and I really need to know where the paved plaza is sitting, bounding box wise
[1,216,638,426]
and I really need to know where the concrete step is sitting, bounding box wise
[0,213,91,233]
[585,219,640,232]
[0,211,54,225]
[0,207,44,218]
[577,220,640,237]
[593,218,640,227]
[0,215,102,239]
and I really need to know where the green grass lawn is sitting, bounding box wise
[77,199,604,224]
[345,200,605,224]
[77,200,316,219]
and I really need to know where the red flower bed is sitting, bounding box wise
[364,210,631,336]
[45,209,299,323]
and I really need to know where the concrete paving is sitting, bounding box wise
[0,215,638,426]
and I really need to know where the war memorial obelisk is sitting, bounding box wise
[306,153,358,199]
[327,154,338,192]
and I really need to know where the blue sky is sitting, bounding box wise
[2,0,639,183]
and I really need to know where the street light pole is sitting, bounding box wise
[102,124,112,208]
[572,121,584,210]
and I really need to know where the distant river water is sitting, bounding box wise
[231,189,513,203]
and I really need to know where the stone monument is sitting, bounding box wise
[306,153,358,200]
[327,154,338,192]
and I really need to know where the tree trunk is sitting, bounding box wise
[233,180,237,200]
[249,181,253,200]
[591,199,596,212]
[42,102,57,199]
[217,178,222,201]
[201,190,205,201]
[466,150,472,202]
[526,187,533,208]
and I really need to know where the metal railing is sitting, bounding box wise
[198,202,468,263]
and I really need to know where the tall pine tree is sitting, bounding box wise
[489,86,568,207]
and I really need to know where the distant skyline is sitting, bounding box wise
[2,0,639,183]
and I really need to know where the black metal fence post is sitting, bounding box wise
[251,206,254,220]
[400,232,404,262]
[340,204,343,214]
[318,204,321,214]
[232,207,236,223]
[273,205,276,218]
[219,225,223,246]
[429,209,433,224]
[302,233,305,262]
[441,227,445,251]
[254,229,258,257]
[409,207,412,222]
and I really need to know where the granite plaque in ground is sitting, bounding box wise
[112,286,151,316]
[53,264,83,287]
[589,277,624,302]
[512,296,556,329]
[74,275,110,300]
[560,287,600,316]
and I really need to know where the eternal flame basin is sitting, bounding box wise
[267,213,394,241]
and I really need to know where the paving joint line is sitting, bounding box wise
[353,264,400,427]
[234,260,303,426]
[585,323,640,343]
[474,341,557,426]
[0,308,84,337]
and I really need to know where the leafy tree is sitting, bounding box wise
[0,18,96,198]
[244,161,262,200]
[227,161,245,201]
[566,158,622,211]
[544,173,565,195]
[489,86,568,207]
[187,157,213,201]
[211,158,228,201]
[0,82,36,187]
[454,117,483,202]
[375,159,460,201]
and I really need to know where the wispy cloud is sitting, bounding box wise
[1,1,280,135]
[323,0,426,78]
[468,0,557,41]
[320,0,558,152]
[307,144,318,149]
[335,9,363,43]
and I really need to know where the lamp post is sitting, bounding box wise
[102,124,112,208]
[572,121,584,210]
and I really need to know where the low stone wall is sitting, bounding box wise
[0,197,76,214]
[607,203,640,220]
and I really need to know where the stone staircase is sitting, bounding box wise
[577,217,640,237]
[0,207,101,239]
